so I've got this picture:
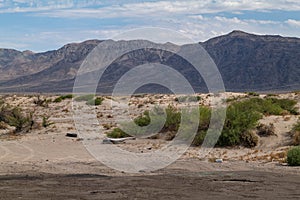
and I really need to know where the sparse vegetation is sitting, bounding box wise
[291,121,300,145]
[33,96,51,107]
[174,96,201,102]
[86,97,104,106]
[74,95,104,106]
[227,97,298,116]
[134,110,151,127]
[107,96,298,147]
[287,146,300,166]
[0,104,34,133]
[54,94,74,103]
[42,116,54,128]
[162,105,181,133]
[106,128,131,138]
[102,123,113,130]
[0,121,8,129]
[266,93,278,97]
[246,92,259,96]
[74,94,95,102]
[240,130,259,148]
[257,123,276,137]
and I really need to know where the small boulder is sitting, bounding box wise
[66,133,78,138]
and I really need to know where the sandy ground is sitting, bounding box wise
[0,93,300,199]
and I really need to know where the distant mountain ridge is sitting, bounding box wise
[1,30,300,93]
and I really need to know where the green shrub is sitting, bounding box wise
[198,106,211,131]
[268,98,298,115]
[0,105,34,133]
[54,94,74,103]
[228,97,298,116]
[53,97,63,103]
[114,96,297,148]
[161,105,181,133]
[287,146,300,166]
[86,97,104,106]
[134,111,151,127]
[107,128,132,138]
[217,102,262,147]
[192,130,206,146]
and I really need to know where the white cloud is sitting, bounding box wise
[1,0,300,51]
[215,16,247,25]
[286,19,300,27]
[1,0,300,15]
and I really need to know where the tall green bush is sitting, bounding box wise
[287,146,300,166]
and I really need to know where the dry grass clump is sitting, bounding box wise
[290,121,300,145]
[33,96,51,107]
[257,123,276,137]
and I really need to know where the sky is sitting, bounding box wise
[0,0,300,52]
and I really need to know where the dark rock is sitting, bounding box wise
[66,133,78,138]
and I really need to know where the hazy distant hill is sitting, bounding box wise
[0,30,299,93]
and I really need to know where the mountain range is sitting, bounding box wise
[1,30,300,93]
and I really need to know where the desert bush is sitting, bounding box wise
[192,130,206,146]
[134,110,151,127]
[106,128,131,138]
[246,92,259,96]
[266,93,278,97]
[291,121,300,145]
[267,98,298,115]
[42,116,54,128]
[217,102,262,147]
[257,123,276,137]
[102,123,113,130]
[229,97,298,116]
[198,106,211,130]
[54,94,74,103]
[161,105,181,133]
[108,105,180,139]
[0,105,34,133]
[240,130,259,148]
[293,132,300,146]
[86,97,104,106]
[0,121,8,129]
[33,96,51,107]
[287,146,300,166]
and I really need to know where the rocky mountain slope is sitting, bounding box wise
[0,31,299,93]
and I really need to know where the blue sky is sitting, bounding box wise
[0,0,300,52]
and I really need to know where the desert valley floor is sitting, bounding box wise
[0,93,299,199]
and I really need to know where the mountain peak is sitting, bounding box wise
[228,30,251,37]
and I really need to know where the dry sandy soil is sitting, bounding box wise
[0,93,299,199]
